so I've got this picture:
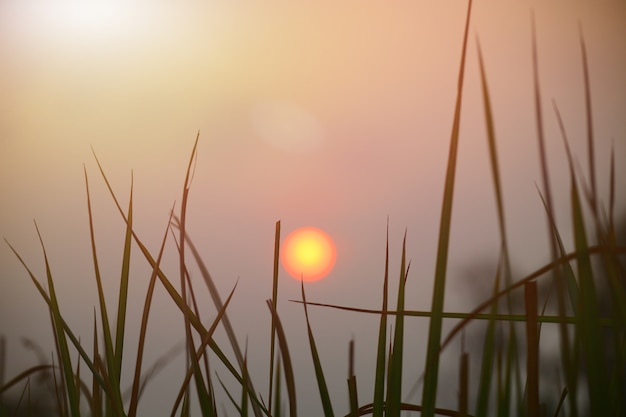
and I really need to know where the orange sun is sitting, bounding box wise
[281,227,336,282]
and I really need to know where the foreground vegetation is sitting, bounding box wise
[1,2,625,416]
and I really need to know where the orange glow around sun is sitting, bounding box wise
[281,227,336,282]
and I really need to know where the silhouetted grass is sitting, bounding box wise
[2,2,625,416]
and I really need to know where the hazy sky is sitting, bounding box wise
[1,1,625,415]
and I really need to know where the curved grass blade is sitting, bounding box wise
[0,365,53,396]
[33,223,81,416]
[301,280,335,417]
[421,1,473,414]
[266,300,296,417]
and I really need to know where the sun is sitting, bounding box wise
[281,227,336,282]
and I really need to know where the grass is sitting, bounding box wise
[1,2,625,416]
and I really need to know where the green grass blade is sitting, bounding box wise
[266,300,296,417]
[301,280,335,417]
[269,220,281,414]
[372,220,390,417]
[570,168,609,415]
[421,1,473,414]
[387,232,408,417]
[83,167,122,413]
[114,175,133,386]
[33,223,81,416]
[538,192,580,417]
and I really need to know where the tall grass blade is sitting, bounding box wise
[570,167,609,415]
[114,175,133,387]
[33,223,81,416]
[269,220,281,414]
[387,232,408,417]
[301,280,335,417]
[84,167,124,414]
[171,135,262,416]
[127,205,174,417]
[266,300,297,417]
[421,1,472,415]
[372,220,390,417]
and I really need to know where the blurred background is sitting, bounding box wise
[1,1,625,415]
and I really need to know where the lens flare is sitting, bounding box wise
[281,227,336,282]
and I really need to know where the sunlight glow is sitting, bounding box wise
[281,227,336,282]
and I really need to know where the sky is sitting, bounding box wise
[1,1,625,415]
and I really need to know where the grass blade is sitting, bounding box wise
[301,280,335,417]
[114,175,133,387]
[33,223,81,416]
[269,220,281,414]
[127,205,174,417]
[421,1,473,414]
[84,167,124,414]
[372,220,390,417]
[266,300,297,417]
[387,232,408,417]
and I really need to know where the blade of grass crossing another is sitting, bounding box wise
[421,1,473,415]
[34,223,81,417]
[570,171,609,415]
[83,168,123,414]
[91,148,249,401]
[128,205,174,417]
